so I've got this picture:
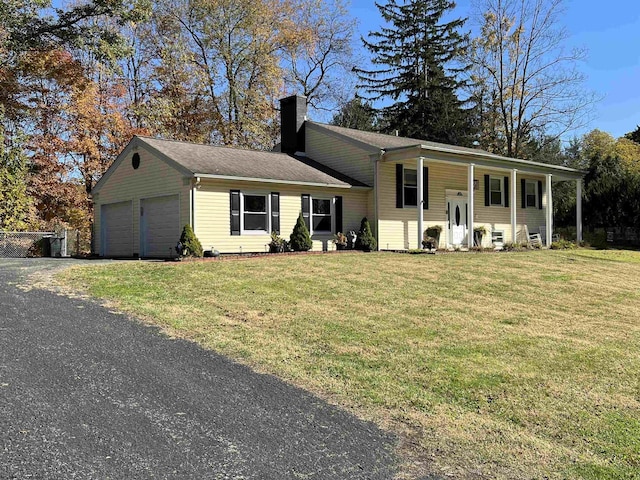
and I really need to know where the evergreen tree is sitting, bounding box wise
[290,212,313,251]
[0,125,32,231]
[356,217,377,251]
[356,0,474,146]
[179,224,203,257]
[625,126,640,144]
[330,97,378,132]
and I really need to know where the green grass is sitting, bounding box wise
[58,250,640,479]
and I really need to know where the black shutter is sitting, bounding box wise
[230,190,240,235]
[538,180,543,210]
[270,192,280,234]
[521,179,526,208]
[504,177,510,208]
[396,164,403,208]
[423,166,429,210]
[484,175,490,206]
[301,194,310,230]
[334,196,343,233]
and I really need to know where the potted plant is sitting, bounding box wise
[333,232,348,250]
[423,225,442,250]
[473,225,487,247]
[269,231,287,253]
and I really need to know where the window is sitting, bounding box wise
[404,168,417,206]
[243,194,268,232]
[526,181,537,207]
[490,177,503,205]
[312,198,332,232]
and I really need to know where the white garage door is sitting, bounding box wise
[140,194,180,258]
[101,201,133,257]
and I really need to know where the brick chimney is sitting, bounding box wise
[280,95,307,154]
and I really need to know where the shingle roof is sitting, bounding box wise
[310,122,491,154]
[308,122,585,179]
[137,136,368,188]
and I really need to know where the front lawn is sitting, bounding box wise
[58,251,640,479]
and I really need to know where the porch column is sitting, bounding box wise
[576,178,583,243]
[417,156,424,249]
[468,163,475,247]
[546,174,553,247]
[511,169,517,242]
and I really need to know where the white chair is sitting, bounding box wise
[538,226,560,244]
[525,225,541,246]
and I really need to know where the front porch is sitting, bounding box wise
[373,145,585,251]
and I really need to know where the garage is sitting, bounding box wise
[101,201,133,257]
[140,194,180,258]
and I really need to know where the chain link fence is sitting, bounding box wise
[0,231,55,258]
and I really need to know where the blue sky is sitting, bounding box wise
[350,0,640,139]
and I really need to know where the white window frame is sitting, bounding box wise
[403,167,418,208]
[240,192,270,235]
[491,230,504,244]
[310,196,334,235]
[525,180,537,208]
[490,176,504,206]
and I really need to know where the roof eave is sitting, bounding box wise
[194,173,368,189]
[381,144,585,180]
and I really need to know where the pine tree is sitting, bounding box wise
[356,0,474,146]
[290,212,313,251]
[330,97,379,132]
[179,224,203,257]
[356,217,377,252]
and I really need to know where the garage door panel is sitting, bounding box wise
[102,201,133,257]
[141,195,180,258]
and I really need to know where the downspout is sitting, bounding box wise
[372,149,385,250]
[191,177,200,232]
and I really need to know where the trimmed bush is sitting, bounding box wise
[290,212,313,251]
[179,224,203,257]
[357,217,377,252]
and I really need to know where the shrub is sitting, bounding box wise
[357,217,377,252]
[550,239,577,250]
[290,212,313,251]
[179,224,203,257]
[502,242,527,252]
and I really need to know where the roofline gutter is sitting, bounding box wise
[193,173,370,189]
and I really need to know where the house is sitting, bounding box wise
[92,95,584,257]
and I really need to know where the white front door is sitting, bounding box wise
[448,197,468,246]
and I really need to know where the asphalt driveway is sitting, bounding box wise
[0,259,398,479]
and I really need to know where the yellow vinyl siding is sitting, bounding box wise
[305,127,374,186]
[194,179,370,253]
[93,147,190,256]
[377,160,549,250]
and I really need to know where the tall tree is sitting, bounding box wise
[147,0,305,149]
[2,0,149,55]
[356,0,474,145]
[282,0,356,113]
[624,126,640,144]
[468,0,594,158]
[330,96,378,131]
[0,115,32,230]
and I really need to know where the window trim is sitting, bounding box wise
[310,195,334,235]
[403,167,418,208]
[525,180,538,208]
[240,191,270,235]
[489,176,504,206]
